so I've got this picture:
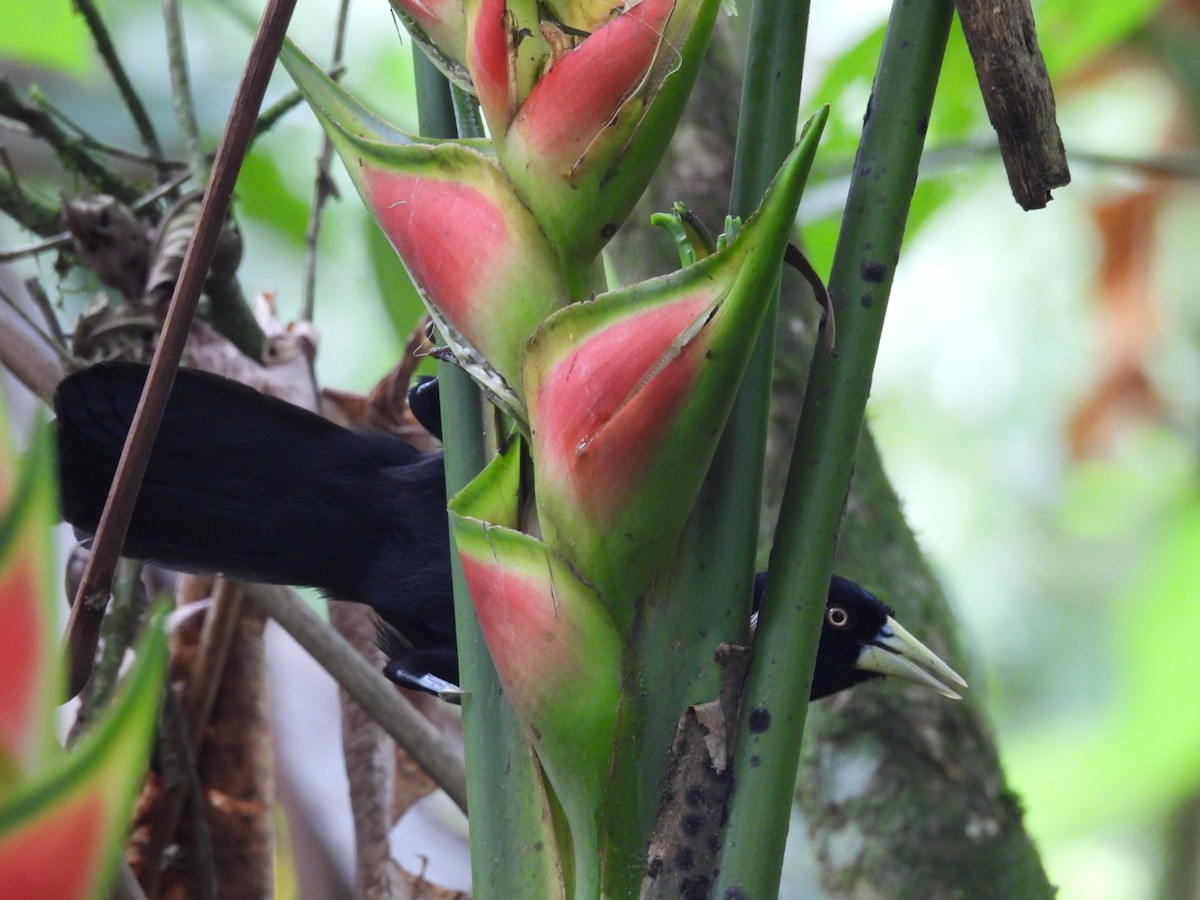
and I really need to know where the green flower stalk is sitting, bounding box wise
[449,442,623,896]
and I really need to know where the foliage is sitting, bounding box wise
[0,0,1197,897]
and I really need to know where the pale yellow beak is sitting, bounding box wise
[855,616,968,700]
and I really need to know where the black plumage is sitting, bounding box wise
[54,363,965,701]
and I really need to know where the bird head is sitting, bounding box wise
[810,576,967,700]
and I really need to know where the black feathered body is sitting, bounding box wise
[55,363,954,702]
[54,362,456,679]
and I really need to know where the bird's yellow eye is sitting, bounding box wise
[826,607,849,628]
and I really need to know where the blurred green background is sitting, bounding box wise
[1,1,1199,896]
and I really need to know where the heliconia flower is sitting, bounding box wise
[386,0,471,91]
[280,41,570,417]
[463,0,546,138]
[523,112,828,606]
[0,425,58,783]
[448,442,622,886]
[0,611,166,900]
[469,0,721,267]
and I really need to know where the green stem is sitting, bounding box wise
[712,1,955,896]
[0,167,62,237]
[669,0,813,697]
[163,0,209,183]
[73,0,167,174]
[602,2,814,888]
[413,52,564,899]
[0,79,142,206]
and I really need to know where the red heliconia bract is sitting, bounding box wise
[533,295,713,519]
[524,121,829,604]
[0,554,45,769]
[509,0,676,169]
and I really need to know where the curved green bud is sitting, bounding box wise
[524,112,828,607]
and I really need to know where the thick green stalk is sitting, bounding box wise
[712,1,955,896]
[413,55,563,898]
[669,0,813,687]
[623,0,811,888]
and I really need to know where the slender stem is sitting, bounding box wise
[650,0,811,878]
[0,284,71,368]
[72,0,167,172]
[0,79,141,205]
[163,0,208,183]
[140,580,239,900]
[62,0,302,698]
[182,579,245,746]
[299,0,352,321]
[671,0,814,698]
[67,558,146,746]
[244,584,468,812]
[34,95,180,169]
[144,688,219,900]
[712,1,955,896]
[24,279,67,353]
[0,297,65,401]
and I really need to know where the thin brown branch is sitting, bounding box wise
[183,579,246,745]
[0,283,71,369]
[63,0,302,698]
[329,602,406,898]
[244,584,469,814]
[151,681,220,900]
[23,278,69,351]
[139,578,243,899]
[34,94,182,171]
[0,297,66,400]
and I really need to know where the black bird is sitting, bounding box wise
[53,362,965,702]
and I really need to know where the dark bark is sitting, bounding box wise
[799,432,1055,899]
[954,0,1071,209]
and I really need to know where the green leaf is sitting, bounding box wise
[0,4,92,76]
[0,422,61,788]
[0,610,167,900]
